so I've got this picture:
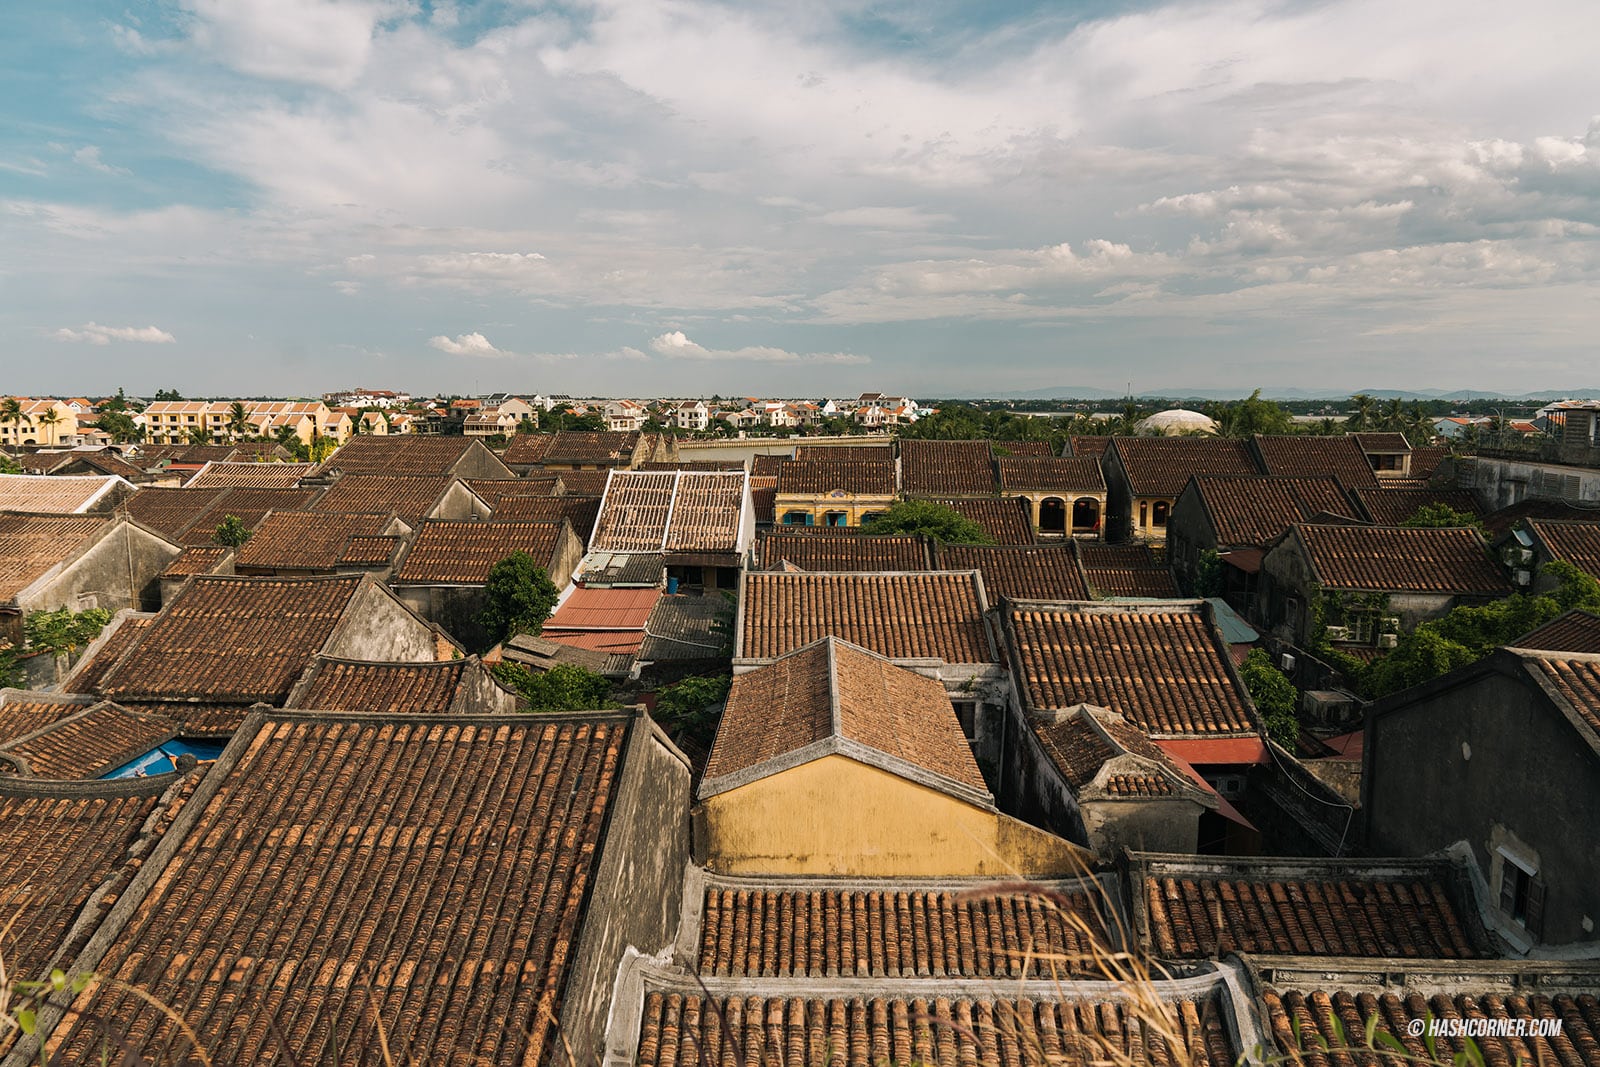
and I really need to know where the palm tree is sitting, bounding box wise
[1348,394,1376,431]
[1,398,33,454]
[186,425,213,445]
[228,401,251,441]
[36,406,60,446]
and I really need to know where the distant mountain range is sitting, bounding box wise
[980,386,1600,403]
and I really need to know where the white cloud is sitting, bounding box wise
[427,331,506,357]
[182,0,411,90]
[72,146,131,177]
[649,330,868,364]
[52,323,176,345]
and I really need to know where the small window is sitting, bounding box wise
[824,511,848,527]
[781,511,812,526]
[1152,500,1170,528]
[1499,855,1546,936]
[859,512,880,526]
[1139,502,1148,528]
[953,702,976,740]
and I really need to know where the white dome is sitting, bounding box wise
[1134,408,1217,435]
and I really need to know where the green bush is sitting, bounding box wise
[863,499,993,544]
[653,674,730,747]
[491,662,615,712]
[212,513,253,548]
[24,607,112,658]
[477,551,560,649]
[1239,648,1299,746]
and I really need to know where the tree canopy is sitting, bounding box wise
[490,662,614,712]
[862,499,993,544]
[477,551,561,648]
[1401,503,1484,534]
[212,514,253,548]
[1238,648,1299,746]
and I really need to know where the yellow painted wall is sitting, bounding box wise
[699,754,1088,877]
[1133,495,1175,541]
[772,492,897,528]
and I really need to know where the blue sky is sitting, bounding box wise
[4,0,1599,398]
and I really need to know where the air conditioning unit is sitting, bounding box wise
[1514,569,1532,586]
[1511,548,1534,565]
[1377,633,1399,649]
[1279,653,1296,672]
[1380,616,1400,633]
[1324,625,1350,641]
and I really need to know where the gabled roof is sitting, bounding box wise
[393,519,569,583]
[0,690,96,749]
[94,575,368,703]
[312,473,470,525]
[0,512,109,602]
[1127,852,1487,960]
[1283,524,1509,594]
[775,456,896,496]
[116,486,227,539]
[591,470,746,554]
[234,510,401,571]
[315,434,497,476]
[750,453,787,477]
[995,456,1105,494]
[930,496,1036,545]
[177,486,326,546]
[1109,437,1258,497]
[1251,434,1380,488]
[539,430,640,466]
[1189,475,1360,547]
[182,460,314,489]
[0,473,128,514]
[703,637,989,800]
[1006,602,1258,737]
[739,570,994,663]
[465,476,559,508]
[491,496,601,543]
[1031,704,1210,803]
[899,439,996,495]
[792,444,891,461]
[287,656,507,713]
[1350,487,1483,526]
[935,542,1091,601]
[636,595,729,662]
[1079,542,1180,598]
[995,439,1055,456]
[553,469,611,496]
[0,701,176,780]
[160,544,232,579]
[0,769,201,985]
[501,432,557,465]
[1409,445,1447,479]
[1525,651,1600,742]
[1067,434,1112,458]
[61,613,154,692]
[757,530,932,572]
[1351,431,1412,454]
[1513,609,1600,654]
[1527,519,1600,580]
[41,709,631,1067]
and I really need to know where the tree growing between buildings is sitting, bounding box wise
[477,550,560,648]
[24,607,112,660]
[490,662,614,712]
[862,500,994,544]
[1238,648,1299,746]
[212,514,253,548]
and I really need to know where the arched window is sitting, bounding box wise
[1152,500,1170,528]
[1071,497,1100,533]
[1038,497,1067,534]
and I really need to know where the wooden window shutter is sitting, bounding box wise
[1526,879,1547,940]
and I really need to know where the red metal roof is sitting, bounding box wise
[540,629,647,654]
[544,586,661,631]
[1157,737,1270,766]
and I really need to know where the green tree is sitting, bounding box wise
[1348,393,1377,431]
[1239,648,1299,745]
[653,674,731,748]
[24,607,113,659]
[1,397,33,451]
[1209,390,1293,437]
[228,401,252,440]
[153,388,183,401]
[186,425,213,445]
[1193,549,1225,598]
[0,642,21,688]
[862,499,993,544]
[491,662,614,712]
[36,406,61,445]
[273,425,305,458]
[478,551,561,647]
[212,514,253,548]
[1400,503,1484,534]
[96,409,141,443]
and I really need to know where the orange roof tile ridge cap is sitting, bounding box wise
[827,636,843,741]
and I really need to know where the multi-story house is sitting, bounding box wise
[0,398,79,447]
[673,401,710,431]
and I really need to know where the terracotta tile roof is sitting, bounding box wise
[160,544,231,578]
[14,451,76,473]
[1031,706,1197,798]
[750,453,788,477]
[639,459,745,471]
[0,774,197,985]
[758,531,932,571]
[1007,603,1257,736]
[637,992,1236,1067]
[695,881,1106,978]
[1351,487,1484,526]
[996,440,1055,457]
[1290,524,1510,594]
[705,638,986,795]
[63,614,154,692]
[793,444,891,461]
[182,461,315,489]
[394,520,567,583]
[46,711,629,1067]
[1529,519,1600,581]
[996,457,1105,494]
[932,497,1036,545]
[1191,475,1360,547]
[776,457,896,496]
[118,486,227,539]
[177,486,324,546]
[0,513,107,602]
[1351,432,1412,453]
[1068,435,1112,458]
[1263,987,1595,1067]
[0,693,93,748]
[343,533,404,566]
[502,432,556,465]
[1484,498,1600,538]
[592,471,745,553]
[289,657,493,713]
[465,476,557,508]
[0,473,123,513]
[312,473,460,525]
[1514,610,1600,654]
[1079,543,1180,597]
[1110,437,1258,497]
[935,543,1091,601]
[316,434,479,475]
[540,430,640,466]
[900,439,996,495]
[75,452,150,481]
[234,510,398,571]
[740,571,994,663]
[0,701,176,780]
[116,700,248,737]
[751,483,776,524]
[492,496,601,542]
[1409,445,1447,478]
[1142,869,1482,958]
[95,575,365,703]
[555,469,613,496]
[1252,434,1380,488]
[1529,654,1600,738]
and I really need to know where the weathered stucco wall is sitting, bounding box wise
[696,754,1085,877]
[323,580,441,662]
[19,522,180,618]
